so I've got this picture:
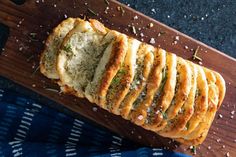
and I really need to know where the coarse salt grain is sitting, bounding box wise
[231,110,235,115]
[148,23,154,28]
[140,33,144,37]
[149,38,155,44]
[175,36,180,41]
[226,152,230,157]
[133,15,138,20]
[137,115,143,120]
[92,107,98,112]
[218,114,223,118]
[184,46,189,49]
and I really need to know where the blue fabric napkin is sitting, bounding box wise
[0,89,190,157]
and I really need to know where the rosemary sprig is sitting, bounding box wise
[88,8,97,16]
[192,46,202,61]
[120,6,125,16]
[104,0,109,5]
[45,88,60,93]
[31,65,40,77]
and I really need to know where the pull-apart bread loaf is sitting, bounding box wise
[40,18,226,146]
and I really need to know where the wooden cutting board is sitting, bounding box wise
[0,0,235,156]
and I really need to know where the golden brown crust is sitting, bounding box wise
[98,34,128,108]
[129,48,166,125]
[89,19,108,34]
[175,69,219,145]
[173,65,208,138]
[105,38,141,114]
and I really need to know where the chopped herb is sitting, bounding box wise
[27,54,34,62]
[63,44,72,52]
[117,6,125,16]
[31,65,40,77]
[190,146,197,154]
[87,8,97,16]
[28,32,38,41]
[121,7,125,16]
[192,46,202,61]
[186,122,190,129]
[104,0,109,5]
[161,111,167,119]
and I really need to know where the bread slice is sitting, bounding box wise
[172,65,208,138]
[85,33,129,106]
[144,53,177,131]
[57,20,113,97]
[105,38,141,113]
[156,57,192,133]
[129,48,166,124]
[175,68,219,145]
[40,18,78,79]
[158,62,197,138]
[119,44,155,119]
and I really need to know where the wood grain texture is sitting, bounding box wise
[0,0,235,156]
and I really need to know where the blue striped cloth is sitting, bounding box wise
[0,89,190,157]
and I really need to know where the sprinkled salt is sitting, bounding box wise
[64,14,68,18]
[231,110,235,115]
[53,4,57,7]
[140,33,144,37]
[175,36,180,41]
[151,8,156,14]
[149,38,155,44]
[133,15,138,20]
[222,145,225,148]
[92,107,98,112]
[226,152,230,157]
[218,114,223,118]
[184,46,189,49]
[137,115,143,120]
[216,138,221,142]
[167,15,170,18]
[138,135,142,139]
[207,146,211,150]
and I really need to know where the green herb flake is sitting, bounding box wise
[63,44,72,52]
[161,111,167,119]
[88,8,97,16]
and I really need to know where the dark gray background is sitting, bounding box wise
[0,0,235,107]
[120,0,236,58]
